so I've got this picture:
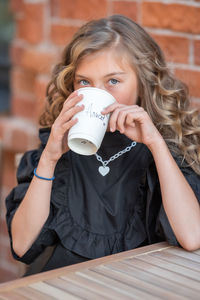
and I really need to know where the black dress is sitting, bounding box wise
[5,128,200,272]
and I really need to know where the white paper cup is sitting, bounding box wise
[68,87,116,155]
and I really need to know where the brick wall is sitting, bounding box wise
[0,0,199,283]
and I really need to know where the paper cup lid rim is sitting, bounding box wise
[77,87,116,99]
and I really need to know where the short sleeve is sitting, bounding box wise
[155,161,200,246]
[5,148,57,264]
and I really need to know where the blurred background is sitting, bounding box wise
[0,0,199,283]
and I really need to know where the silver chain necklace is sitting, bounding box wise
[95,141,137,176]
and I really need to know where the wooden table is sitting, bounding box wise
[0,242,200,299]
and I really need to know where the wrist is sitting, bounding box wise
[34,168,55,181]
[35,154,57,181]
[41,149,60,165]
[39,150,58,169]
[147,136,167,154]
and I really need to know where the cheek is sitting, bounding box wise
[111,92,124,105]
[130,91,138,105]
[116,91,138,105]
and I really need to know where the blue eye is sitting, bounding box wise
[109,78,119,85]
[79,79,89,86]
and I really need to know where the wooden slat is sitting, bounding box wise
[149,250,200,271]
[61,272,149,300]
[0,242,199,300]
[12,286,56,300]
[78,268,162,300]
[0,290,28,300]
[164,248,200,263]
[100,261,200,299]
[90,264,186,300]
[191,249,200,256]
[0,242,169,292]
[45,277,104,300]
[134,254,200,281]
[29,282,80,300]
[121,258,200,291]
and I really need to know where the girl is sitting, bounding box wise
[6,15,200,274]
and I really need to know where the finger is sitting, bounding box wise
[60,104,84,125]
[115,107,132,133]
[61,94,83,116]
[109,106,139,133]
[63,90,78,106]
[63,93,83,109]
[61,117,78,132]
[126,112,136,127]
[126,111,149,129]
[125,107,144,125]
[102,103,143,115]
[101,102,122,114]
[116,107,146,133]
[109,106,125,132]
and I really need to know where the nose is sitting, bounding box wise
[93,83,107,91]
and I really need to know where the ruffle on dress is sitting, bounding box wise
[6,129,150,264]
[6,149,147,264]
[45,143,148,259]
[6,128,200,265]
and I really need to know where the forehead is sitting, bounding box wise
[75,48,134,73]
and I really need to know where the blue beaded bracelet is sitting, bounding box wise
[34,168,55,181]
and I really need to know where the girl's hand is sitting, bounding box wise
[43,91,84,163]
[102,103,163,149]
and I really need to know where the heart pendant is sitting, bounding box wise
[98,166,110,176]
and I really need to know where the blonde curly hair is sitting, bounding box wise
[40,15,200,175]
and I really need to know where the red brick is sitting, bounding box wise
[11,68,36,95]
[35,76,50,119]
[16,3,45,44]
[0,118,38,151]
[35,76,49,101]
[57,0,107,20]
[9,0,23,14]
[21,49,57,74]
[51,24,79,45]
[113,1,137,21]
[12,95,36,120]
[11,129,29,153]
[0,220,10,238]
[16,17,26,40]
[194,40,200,65]
[2,240,18,265]
[152,35,189,64]
[50,0,59,17]
[0,250,13,269]
[10,44,24,66]
[142,3,200,34]
[0,199,6,221]
[175,69,200,98]
[1,152,16,188]
[0,268,18,283]
[0,238,22,280]
[0,123,3,139]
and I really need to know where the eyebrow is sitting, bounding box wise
[75,72,126,79]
